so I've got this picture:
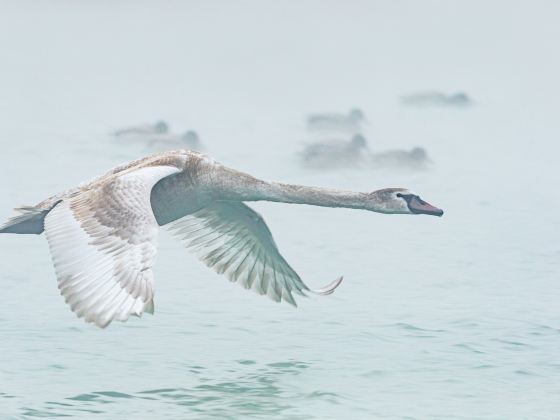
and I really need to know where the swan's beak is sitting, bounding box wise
[409,196,444,217]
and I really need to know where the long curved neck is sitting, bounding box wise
[254,181,369,209]
[206,164,370,210]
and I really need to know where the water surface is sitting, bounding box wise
[0,1,559,419]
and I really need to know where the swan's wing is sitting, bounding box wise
[166,201,342,306]
[44,165,181,328]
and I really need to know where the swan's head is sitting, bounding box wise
[368,188,443,216]
[450,92,470,104]
[154,121,169,133]
[350,134,367,149]
[410,147,427,160]
[349,108,365,122]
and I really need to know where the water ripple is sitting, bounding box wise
[18,360,341,418]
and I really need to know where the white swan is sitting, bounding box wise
[147,130,202,151]
[400,91,472,107]
[113,120,169,137]
[371,147,431,170]
[0,150,443,328]
[306,108,366,132]
[301,134,368,168]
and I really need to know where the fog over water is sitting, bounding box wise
[0,1,559,418]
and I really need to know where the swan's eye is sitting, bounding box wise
[396,193,403,198]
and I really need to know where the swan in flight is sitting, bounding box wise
[113,120,169,137]
[0,150,443,328]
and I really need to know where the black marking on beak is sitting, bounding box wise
[397,193,444,217]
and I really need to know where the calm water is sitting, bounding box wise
[1,2,559,419]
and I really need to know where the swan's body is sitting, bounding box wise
[371,147,431,170]
[0,150,443,328]
[401,91,471,107]
[302,134,368,168]
[113,120,169,137]
[306,108,366,132]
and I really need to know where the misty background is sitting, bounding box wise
[0,1,559,418]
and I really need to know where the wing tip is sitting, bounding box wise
[311,276,343,296]
[73,299,155,329]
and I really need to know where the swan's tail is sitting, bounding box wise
[0,206,48,234]
[310,276,343,296]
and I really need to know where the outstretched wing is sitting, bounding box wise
[166,201,342,306]
[44,165,180,328]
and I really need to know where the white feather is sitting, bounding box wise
[166,201,342,306]
[44,165,180,328]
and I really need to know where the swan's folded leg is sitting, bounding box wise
[0,206,50,234]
